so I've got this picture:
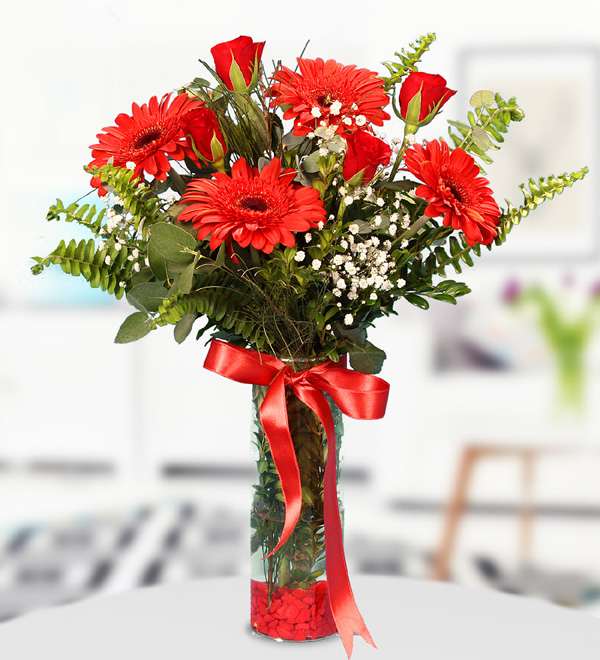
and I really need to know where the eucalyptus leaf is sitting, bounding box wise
[302,151,320,173]
[174,313,197,344]
[149,222,197,262]
[126,282,169,313]
[470,90,495,108]
[471,126,492,151]
[147,241,167,281]
[130,266,154,287]
[114,312,154,344]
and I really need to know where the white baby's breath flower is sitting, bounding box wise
[336,277,347,290]
[304,233,312,243]
[389,224,398,236]
[126,161,136,171]
[405,133,416,145]
[400,239,409,249]
[319,147,328,157]
[98,240,106,251]
[311,107,322,118]
[339,239,349,250]
[370,292,378,301]
[344,196,354,206]
[342,117,353,126]
[349,224,359,235]
[376,198,385,207]
[311,259,322,270]
[355,115,367,127]
[119,281,127,289]
[333,288,342,297]
[104,255,112,265]
[318,221,325,230]
[133,262,141,272]
[333,255,344,266]
[344,313,354,325]
[338,186,347,196]
[114,243,122,251]
[329,100,342,115]
[294,250,306,262]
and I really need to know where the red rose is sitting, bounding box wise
[399,72,456,132]
[342,131,392,184]
[211,36,265,92]
[180,107,226,169]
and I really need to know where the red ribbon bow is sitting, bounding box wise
[204,339,390,657]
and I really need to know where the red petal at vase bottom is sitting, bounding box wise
[251,579,337,641]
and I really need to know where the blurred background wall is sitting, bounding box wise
[1,0,600,624]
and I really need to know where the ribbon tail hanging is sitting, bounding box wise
[258,371,303,558]
[296,386,376,658]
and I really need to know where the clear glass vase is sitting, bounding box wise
[249,356,344,642]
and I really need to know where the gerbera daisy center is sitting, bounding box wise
[133,127,164,150]
[239,197,269,212]
[316,92,333,107]
[442,172,470,206]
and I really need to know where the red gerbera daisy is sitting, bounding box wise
[88,93,203,195]
[404,139,501,246]
[178,157,326,254]
[267,58,390,137]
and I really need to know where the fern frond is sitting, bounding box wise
[381,33,437,89]
[31,238,133,299]
[85,164,164,237]
[46,199,106,235]
[496,167,589,244]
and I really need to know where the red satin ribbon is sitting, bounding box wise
[204,339,390,657]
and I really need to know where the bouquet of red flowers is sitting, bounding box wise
[32,33,587,657]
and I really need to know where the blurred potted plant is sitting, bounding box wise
[504,278,600,415]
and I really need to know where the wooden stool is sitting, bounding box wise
[430,444,570,582]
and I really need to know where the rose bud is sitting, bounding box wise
[180,107,226,172]
[211,35,265,92]
[399,71,456,134]
[342,131,392,185]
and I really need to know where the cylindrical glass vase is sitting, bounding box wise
[250,356,344,642]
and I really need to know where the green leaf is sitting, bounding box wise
[126,282,169,313]
[404,293,430,310]
[149,222,197,262]
[470,90,495,108]
[471,126,492,151]
[348,340,387,375]
[174,313,197,344]
[147,241,168,281]
[114,312,154,343]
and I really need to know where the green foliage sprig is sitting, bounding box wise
[380,33,437,89]
[448,91,525,170]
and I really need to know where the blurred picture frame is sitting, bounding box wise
[457,46,600,263]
